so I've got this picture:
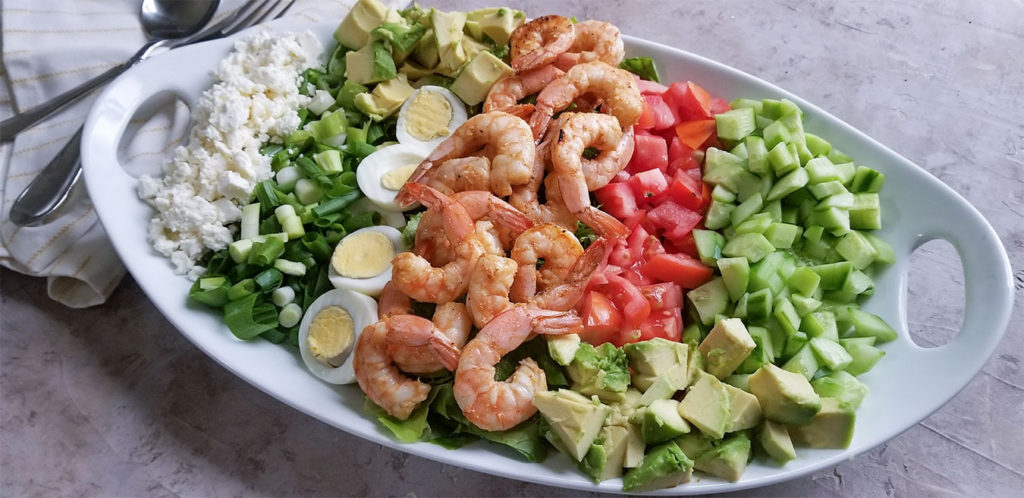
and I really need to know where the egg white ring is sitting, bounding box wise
[355,143,427,212]
[327,225,405,297]
[396,85,468,154]
[297,288,378,385]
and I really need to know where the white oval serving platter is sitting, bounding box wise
[80,20,1014,495]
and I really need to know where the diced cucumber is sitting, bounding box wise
[809,337,853,371]
[802,310,839,341]
[807,180,848,200]
[835,231,877,270]
[730,141,748,158]
[692,229,727,266]
[716,107,757,141]
[704,200,735,230]
[735,213,773,234]
[717,257,750,302]
[850,166,885,193]
[814,206,851,236]
[730,98,764,114]
[811,262,853,290]
[762,199,783,221]
[773,298,801,336]
[764,222,801,249]
[766,167,809,202]
[782,331,809,360]
[848,309,898,343]
[731,193,764,227]
[843,341,885,375]
[834,161,856,185]
[787,266,821,297]
[816,192,854,210]
[711,185,737,203]
[688,278,730,326]
[722,233,775,263]
[733,293,749,318]
[781,206,799,224]
[811,370,868,410]
[804,133,832,157]
[762,120,792,149]
[862,232,895,265]
[768,141,799,177]
[850,193,881,230]
[746,288,773,321]
[760,99,785,120]
[790,294,821,317]
[745,136,770,175]
[782,343,818,379]
[827,148,853,164]
[748,251,787,295]
[805,156,840,184]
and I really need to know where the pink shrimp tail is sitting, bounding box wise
[531,310,583,336]
[578,207,629,239]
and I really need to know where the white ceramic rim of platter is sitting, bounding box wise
[80,19,1014,495]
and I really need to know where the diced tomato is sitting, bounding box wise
[622,265,655,286]
[638,282,684,310]
[635,77,669,95]
[578,291,623,345]
[621,210,646,231]
[683,166,703,184]
[629,168,669,202]
[641,252,714,289]
[635,102,656,130]
[643,94,676,130]
[642,235,666,260]
[674,119,717,149]
[699,182,712,213]
[656,170,703,211]
[603,274,651,327]
[626,225,651,257]
[709,97,732,115]
[608,239,635,268]
[671,232,701,259]
[646,200,703,242]
[638,308,683,342]
[629,133,669,173]
[667,136,694,164]
[664,81,712,120]
[595,182,639,219]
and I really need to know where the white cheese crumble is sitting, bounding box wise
[138,30,323,279]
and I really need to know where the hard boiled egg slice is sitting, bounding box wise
[396,85,467,155]
[348,197,406,230]
[298,288,378,385]
[328,225,404,296]
[355,143,426,211]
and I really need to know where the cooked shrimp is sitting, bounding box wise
[530,61,643,139]
[393,184,485,303]
[415,191,533,262]
[484,65,564,113]
[423,156,491,196]
[390,302,473,374]
[553,112,633,191]
[548,113,630,238]
[508,135,577,229]
[509,15,575,73]
[466,254,519,328]
[531,237,608,311]
[353,315,461,420]
[378,281,412,318]
[399,112,535,201]
[585,125,633,191]
[509,223,585,304]
[453,306,583,431]
[554,20,625,70]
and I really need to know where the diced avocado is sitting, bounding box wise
[354,74,414,121]
[725,373,751,392]
[686,345,705,386]
[413,29,439,68]
[579,425,630,482]
[372,18,427,63]
[622,442,694,492]
[398,60,434,80]
[811,370,869,410]
[698,318,756,379]
[547,334,581,366]
[449,51,513,105]
[637,399,691,444]
[466,7,526,46]
[748,363,821,425]
[345,40,397,85]
[737,326,774,375]
[677,370,732,439]
[431,9,468,76]
[606,389,642,426]
[674,432,714,460]
[623,422,646,468]
[788,398,856,448]
[567,343,631,403]
[532,389,611,462]
[624,338,688,390]
[637,376,680,406]
[758,420,797,465]
[334,0,390,49]
[723,383,762,432]
[693,432,751,482]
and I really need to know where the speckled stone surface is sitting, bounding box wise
[2,0,1022,495]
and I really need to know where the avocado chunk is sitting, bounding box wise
[354,74,414,121]
[532,389,610,462]
[694,432,751,482]
[547,334,581,367]
[624,338,689,391]
[725,373,751,392]
[466,7,526,46]
[622,442,694,492]
[606,388,642,426]
[579,425,630,482]
[674,432,714,460]
[723,383,762,432]
[788,397,856,448]
[566,342,630,403]
[758,420,796,465]
[698,317,757,379]
[431,9,469,76]
[677,370,732,439]
[372,17,427,63]
[622,422,646,468]
[412,29,439,68]
[450,51,514,106]
[749,363,821,425]
[810,370,869,410]
[637,376,680,406]
[345,39,398,85]
[634,399,691,444]
[334,0,390,49]
[397,60,434,80]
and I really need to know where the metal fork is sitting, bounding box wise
[8,0,298,227]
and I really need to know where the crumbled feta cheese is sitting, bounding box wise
[138,30,322,278]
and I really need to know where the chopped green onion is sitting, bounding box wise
[240,203,260,240]
[272,286,296,307]
[618,56,660,82]
[229,239,254,264]
[342,211,380,232]
[275,204,305,240]
[248,237,286,266]
[189,277,230,307]
[274,258,307,276]
[223,293,278,340]
[295,178,325,205]
[275,166,303,192]
[227,278,257,302]
[313,191,361,218]
[279,303,303,328]
[315,149,344,174]
[254,181,280,213]
[253,268,283,292]
[301,232,334,261]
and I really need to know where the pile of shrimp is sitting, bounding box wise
[353,15,644,432]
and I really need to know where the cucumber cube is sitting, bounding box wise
[781,206,799,224]
[816,192,854,210]
[748,251,788,294]
[811,370,868,410]
[723,233,776,263]
[764,222,801,249]
[731,192,764,227]
[790,294,822,316]
[774,298,802,336]
[809,337,853,371]
[730,98,764,113]
[850,166,885,193]
[783,331,809,359]
[762,199,783,221]
[716,107,757,141]
[730,141,749,158]
[737,326,774,374]
[717,257,750,302]
[804,133,832,157]
[807,180,848,200]
[815,206,851,236]
[787,266,821,296]
[862,232,895,265]
[745,136,770,175]
[746,288,773,321]
[711,185,737,203]
[762,120,792,149]
[692,229,726,265]
[843,341,885,375]
[766,167,809,202]
[835,231,877,270]
[834,162,856,185]
[782,343,819,380]
[736,213,773,234]
[850,193,881,230]
[704,200,735,231]
[768,141,799,176]
[733,293,749,318]
[805,156,840,184]
[849,309,898,343]
[802,310,839,341]
[811,262,853,290]
[827,148,854,164]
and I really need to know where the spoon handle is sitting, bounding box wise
[8,128,83,226]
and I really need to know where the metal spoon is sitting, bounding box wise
[6,0,219,227]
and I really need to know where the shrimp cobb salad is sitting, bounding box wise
[143,0,900,491]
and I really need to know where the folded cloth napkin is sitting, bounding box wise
[1,0,399,307]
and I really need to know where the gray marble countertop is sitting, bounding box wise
[3,0,1022,495]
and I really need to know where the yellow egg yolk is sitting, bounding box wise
[306,305,354,367]
[404,91,453,141]
[380,163,418,191]
[331,231,394,278]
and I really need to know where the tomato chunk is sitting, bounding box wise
[656,170,703,211]
[646,200,703,242]
[603,274,651,327]
[629,168,669,203]
[709,97,732,115]
[664,81,713,120]
[578,291,622,345]
[595,182,639,219]
[630,133,669,173]
[644,94,676,130]
[635,77,669,95]
[638,308,683,342]
[638,282,684,310]
[641,252,714,289]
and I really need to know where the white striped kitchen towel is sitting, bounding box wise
[0,0,389,307]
